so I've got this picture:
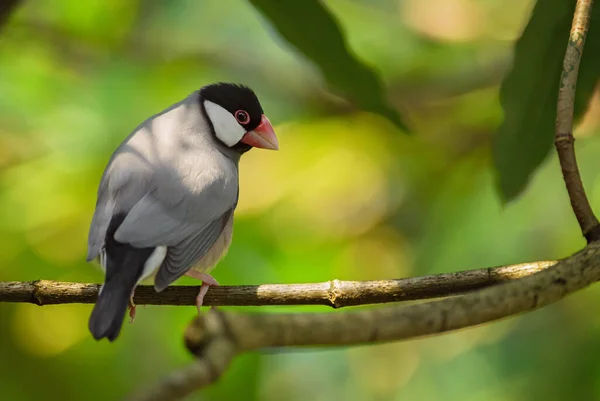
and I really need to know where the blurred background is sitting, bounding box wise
[2,0,600,400]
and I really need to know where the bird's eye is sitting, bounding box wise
[234,110,250,124]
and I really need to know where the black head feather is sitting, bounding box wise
[199,82,264,132]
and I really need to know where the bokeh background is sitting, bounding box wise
[2,0,600,400]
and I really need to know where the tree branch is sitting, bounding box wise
[555,0,600,242]
[126,243,600,401]
[0,261,555,307]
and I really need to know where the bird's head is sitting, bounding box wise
[199,83,279,153]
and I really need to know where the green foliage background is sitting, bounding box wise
[2,0,600,400]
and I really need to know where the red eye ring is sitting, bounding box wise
[234,110,250,124]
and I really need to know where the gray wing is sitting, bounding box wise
[113,164,238,248]
[86,157,152,262]
[154,209,234,291]
[111,162,238,290]
[112,193,201,247]
[88,172,236,285]
[87,185,113,262]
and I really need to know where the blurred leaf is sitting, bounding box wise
[249,0,408,132]
[0,0,19,30]
[494,0,600,201]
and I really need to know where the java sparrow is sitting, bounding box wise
[86,83,279,341]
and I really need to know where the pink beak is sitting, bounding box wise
[240,115,279,150]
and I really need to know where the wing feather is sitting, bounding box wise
[154,210,233,291]
[112,193,202,247]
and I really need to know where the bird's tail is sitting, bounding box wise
[88,277,134,342]
[88,249,149,342]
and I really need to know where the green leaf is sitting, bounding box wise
[249,0,408,132]
[493,0,600,201]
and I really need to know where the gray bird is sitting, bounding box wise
[86,83,279,341]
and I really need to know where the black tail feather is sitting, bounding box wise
[89,280,133,341]
[88,213,155,342]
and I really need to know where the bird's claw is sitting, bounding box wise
[185,271,220,313]
[128,291,137,323]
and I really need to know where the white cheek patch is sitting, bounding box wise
[203,100,246,147]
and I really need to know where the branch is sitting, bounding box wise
[0,261,555,307]
[126,243,600,401]
[555,0,600,242]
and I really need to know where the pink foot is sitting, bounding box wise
[185,271,219,313]
[128,289,137,323]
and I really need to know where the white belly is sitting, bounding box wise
[138,246,167,283]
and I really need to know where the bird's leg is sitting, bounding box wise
[128,287,137,323]
[185,271,220,313]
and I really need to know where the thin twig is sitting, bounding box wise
[126,243,600,401]
[0,261,555,308]
[555,0,600,242]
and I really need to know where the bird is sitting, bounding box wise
[86,82,279,342]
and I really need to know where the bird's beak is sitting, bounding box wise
[240,115,279,150]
